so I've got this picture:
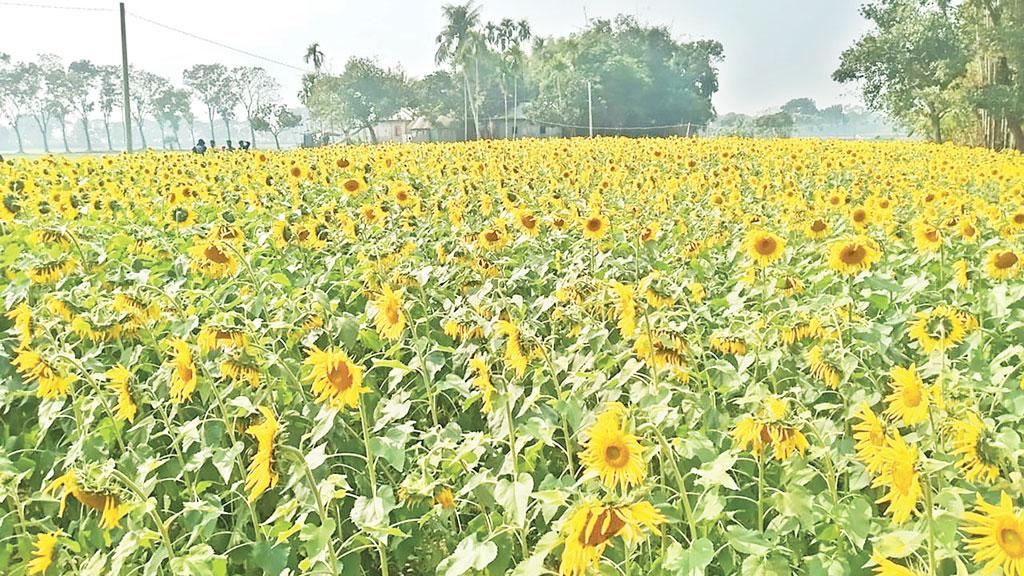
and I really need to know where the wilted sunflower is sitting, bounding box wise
[806,344,840,389]
[871,431,922,525]
[948,413,1001,484]
[908,305,967,353]
[168,338,197,404]
[6,302,33,347]
[954,259,970,288]
[609,282,637,336]
[558,500,665,576]
[986,248,1021,280]
[744,228,786,267]
[579,402,645,490]
[884,364,937,427]
[188,238,239,279]
[827,235,881,275]
[245,406,280,503]
[371,285,406,341]
[105,364,137,423]
[962,492,1024,576]
[220,358,261,388]
[197,325,248,353]
[468,356,493,413]
[731,397,808,461]
[27,531,59,576]
[13,348,74,399]
[28,257,77,284]
[710,335,747,356]
[496,320,529,378]
[44,470,128,530]
[304,346,367,409]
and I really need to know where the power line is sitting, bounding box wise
[0,1,111,11]
[127,11,309,73]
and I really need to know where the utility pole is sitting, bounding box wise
[119,2,133,152]
[587,81,593,137]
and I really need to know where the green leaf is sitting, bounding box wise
[664,538,715,575]
[726,525,770,557]
[436,533,498,576]
[494,473,533,528]
[693,451,738,490]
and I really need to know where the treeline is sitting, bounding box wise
[835,0,1024,150]
[0,55,301,153]
[302,4,724,141]
[710,97,903,139]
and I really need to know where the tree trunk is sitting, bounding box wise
[208,107,216,141]
[223,118,232,142]
[103,117,113,151]
[135,115,148,148]
[367,124,378,144]
[1010,119,1024,152]
[513,76,518,139]
[249,123,257,149]
[12,122,24,153]
[273,132,281,150]
[34,116,50,153]
[930,113,943,144]
[81,117,93,152]
[60,121,71,153]
[157,123,167,149]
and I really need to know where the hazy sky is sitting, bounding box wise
[0,0,871,114]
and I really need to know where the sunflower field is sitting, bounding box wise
[1,137,1024,576]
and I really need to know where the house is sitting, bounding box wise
[486,102,563,139]
[409,115,459,143]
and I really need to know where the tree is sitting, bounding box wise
[128,67,171,149]
[781,97,818,116]
[153,87,191,149]
[250,103,301,149]
[436,2,485,138]
[486,18,532,138]
[68,60,100,152]
[331,57,409,143]
[0,58,39,153]
[234,66,280,147]
[962,0,1024,150]
[97,65,122,151]
[528,16,723,135]
[754,111,795,137]
[304,43,325,73]
[183,63,235,142]
[834,0,968,143]
[412,70,465,126]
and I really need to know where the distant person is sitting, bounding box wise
[239,140,251,151]
[193,139,207,154]
[226,140,234,151]
[209,140,216,151]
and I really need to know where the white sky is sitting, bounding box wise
[0,0,871,114]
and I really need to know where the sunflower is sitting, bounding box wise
[609,282,637,337]
[807,345,840,389]
[884,364,936,427]
[372,285,406,341]
[579,403,645,490]
[949,413,1001,484]
[827,235,881,275]
[805,217,830,239]
[468,356,493,414]
[687,282,706,303]
[12,348,74,399]
[188,238,239,279]
[582,212,609,240]
[731,397,808,461]
[496,320,529,378]
[853,404,889,474]
[986,248,1021,280]
[220,358,261,388]
[6,302,33,346]
[516,209,541,237]
[168,338,197,404]
[304,346,367,410]
[27,531,59,576]
[710,335,746,356]
[850,205,870,231]
[245,406,280,503]
[912,220,942,253]
[28,257,77,284]
[745,228,786,267]
[782,317,826,345]
[870,554,920,576]
[43,470,128,529]
[477,227,508,251]
[954,259,970,288]
[908,305,966,353]
[962,492,1024,576]
[872,430,922,525]
[340,175,368,195]
[782,275,805,296]
[197,325,248,353]
[559,500,665,576]
[105,364,137,423]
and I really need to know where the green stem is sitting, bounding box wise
[922,473,938,576]
[110,469,175,569]
[651,427,698,543]
[358,399,391,576]
[281,446,340,576]
[757,452,765,533]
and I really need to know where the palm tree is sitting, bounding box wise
[435,2,482,139]
[304,43,325,73]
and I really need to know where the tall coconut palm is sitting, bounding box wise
[436,2,482,139]
[304,43,325,74]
